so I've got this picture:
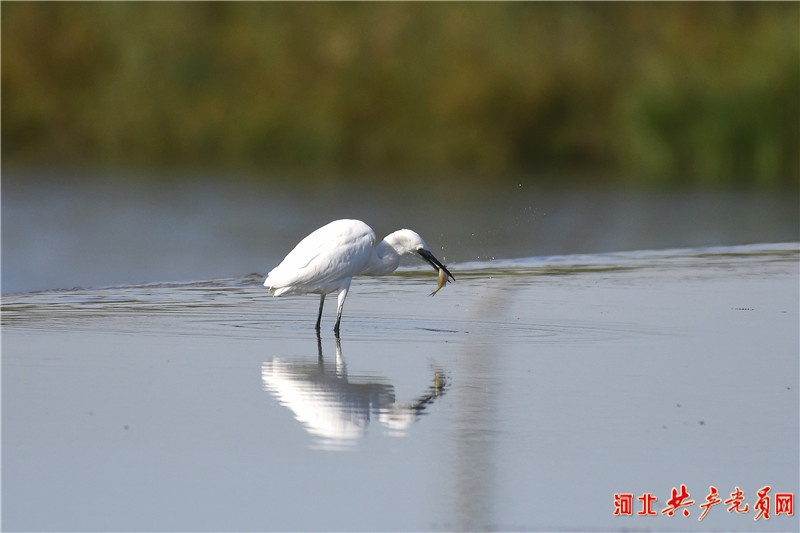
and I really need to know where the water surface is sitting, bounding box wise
[3,243,798,531]
[3,176,798,295]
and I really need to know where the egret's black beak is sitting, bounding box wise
[418,249,456,282]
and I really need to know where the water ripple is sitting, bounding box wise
[3,243,796,343]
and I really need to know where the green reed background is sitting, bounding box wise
[2,2,798,188]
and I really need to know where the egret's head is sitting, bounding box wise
[385,229,428,256]
[385,229,455,283]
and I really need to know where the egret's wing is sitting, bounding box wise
[266,220,376,293]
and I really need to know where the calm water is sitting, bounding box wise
[2,177,799,530]
[2,243,798,532]
[2,176,798,295]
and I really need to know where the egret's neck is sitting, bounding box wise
[360,239,401,276]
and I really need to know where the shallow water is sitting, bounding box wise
[2,243,798,531]
[3,177,798,295]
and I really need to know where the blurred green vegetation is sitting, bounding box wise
[2,2,798,188]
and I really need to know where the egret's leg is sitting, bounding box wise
[333,285,350,336]
[315,294,325,331]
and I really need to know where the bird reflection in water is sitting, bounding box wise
[262,336,447,450]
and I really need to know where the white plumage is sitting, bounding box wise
[264,219,454,334]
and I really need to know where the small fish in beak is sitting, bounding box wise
[430,267,448,296]
[418,248,455,296]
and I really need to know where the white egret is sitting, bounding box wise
[264,219,455,334]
